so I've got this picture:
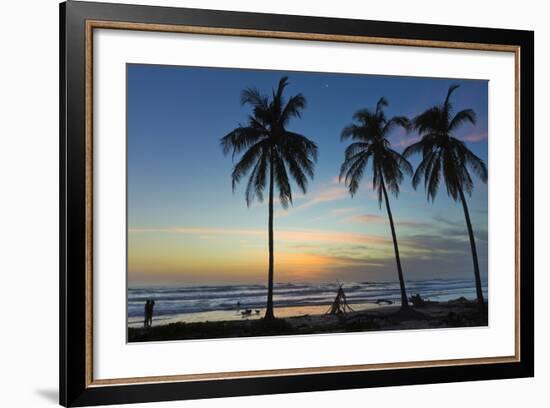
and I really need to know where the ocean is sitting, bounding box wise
[128,279,488,326]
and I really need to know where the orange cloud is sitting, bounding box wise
[331,207,360,215]
[346,214,384,223]
[345,213,429,228]
[459,131,488,142]
[296,186,348,209]
[394,135,421,148]
[129,226,389,246]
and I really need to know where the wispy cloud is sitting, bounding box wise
[276,179,349,218]
[390,130,488,148]
[129,226,390,245]
[432,216,463,228]
[308,206,361,222]
[394,135,421,148]
[385,126,420,149]
[130,227,263,236]
[331,207,359,215]
[458,131,488,143]
[346,214,384,223]
[345,213,429,228]
[295,185,348,210]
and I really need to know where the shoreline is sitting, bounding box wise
[127,302,387,328]
[128,298,488,342]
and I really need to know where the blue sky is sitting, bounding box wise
[127,64,488,285]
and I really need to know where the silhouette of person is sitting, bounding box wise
[147,300,155,327]
[144,300,150,328]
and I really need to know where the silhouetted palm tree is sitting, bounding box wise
[403,84,488,309]
[340,97,412,310]
[220,77,318,320]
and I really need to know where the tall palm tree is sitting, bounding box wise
[340,97,412,310]
[403,84,488,309]
[220,76,318,320]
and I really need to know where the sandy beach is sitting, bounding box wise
[127,302,385,328]
[128,298,487,342]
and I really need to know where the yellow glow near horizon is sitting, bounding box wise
[127,226,395,284]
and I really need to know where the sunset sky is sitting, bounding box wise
[127,64,488,286]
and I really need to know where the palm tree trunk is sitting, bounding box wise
[458,187,485,310]
[264,157,275,320]
[381,178,409,310]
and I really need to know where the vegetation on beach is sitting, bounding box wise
[339,97,413,310]
[403,85,488,309]
[220,77,318,320]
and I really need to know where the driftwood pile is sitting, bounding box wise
[327,283,354,315]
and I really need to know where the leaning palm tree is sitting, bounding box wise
[220,76,318,320]
[340,97,412,310]
[403,84,487,309]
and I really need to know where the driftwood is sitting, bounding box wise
[409,293,426,308]
[327,283,354,315]
[375,299,394,305]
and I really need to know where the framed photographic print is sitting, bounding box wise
[59,1,534,406]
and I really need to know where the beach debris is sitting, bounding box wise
[241,309,252,316]
[254,310,260,314]
[409,294,426,308]
[448,296,469,305]
[375,299,394,305]
[327,283,354,315]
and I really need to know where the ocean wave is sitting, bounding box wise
[127,279,488,318]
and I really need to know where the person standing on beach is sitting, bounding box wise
[147,299,155,327]
[144,300,150,328]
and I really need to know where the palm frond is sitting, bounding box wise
[462,145,488,183]
[280,94,306,125]
[388,148,413,176]
[245,156,263,207]
[443,84,460,115]
[376,97,389,115]
[382,116,410,137]
[402,140,425,158]
[273,155,292,209]
[413,106,443,135]
[342,153,369,197]
[448,109,477,132]
[339,150,367,180]
[220,127,265,158]
[411,150,436,189]
[372,164,384,206]
[341,124,368,142]
[282,153,308,194]
[343,142,369,160]
[240,87,268,109]
[352,109,378,127]
[426,156,441,202]
[231,141,265,192]
[222,76,317,210]
[275,76,289,103]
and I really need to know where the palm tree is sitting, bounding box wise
[220,76,318,320]
[340,97,412,310]
[403,84,488,309]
